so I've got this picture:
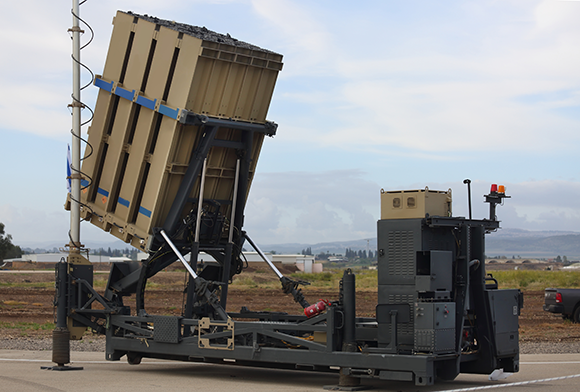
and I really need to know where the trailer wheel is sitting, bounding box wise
[573,307,580,324]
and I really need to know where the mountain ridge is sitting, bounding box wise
[18,228,580,259]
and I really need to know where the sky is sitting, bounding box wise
[1,0,579,249]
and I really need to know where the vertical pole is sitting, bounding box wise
[182,241,199,336]
[194,158,208,243]
[338,269,360,388]
[70,0,81,248]
[463,179,472,220]
[342,269,356,347]
[49,0,83,370]
[228,160,241,244]
[220,160,241,307]
[184,159,207,326]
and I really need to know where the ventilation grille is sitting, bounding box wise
[387,230,415,276]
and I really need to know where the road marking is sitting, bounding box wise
[438,373,580,392]
[0,358,182,365]
[521,361,580,364]
[2,357,580,390]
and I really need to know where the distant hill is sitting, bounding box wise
[20,228,580,260]
[485,229,580,259]
[259,228,580,259]
[487,228,578,239]
[256,239,374,256]
[21,239,131,255]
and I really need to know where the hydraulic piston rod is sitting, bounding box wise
[160,230,229,320]
[244,233,283,279]
[244,232,310,308]
[160,230,199,279]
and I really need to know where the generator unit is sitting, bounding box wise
[56,11,522,388]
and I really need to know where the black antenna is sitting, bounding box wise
[463,179,472,220]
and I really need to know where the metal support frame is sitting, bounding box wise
[160,229,229,320]
[58,86,521,387]
[163,127,217,237]
[97,116,275,328]
[63,194,522,387]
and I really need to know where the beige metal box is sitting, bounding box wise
[69,11,283,251]
[380,188,452,220]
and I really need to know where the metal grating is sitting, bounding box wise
[153,316,181,343]
[388,294,415,335]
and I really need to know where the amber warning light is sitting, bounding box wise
[490,184,506,194]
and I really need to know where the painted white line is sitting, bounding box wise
[0,358,184,365]
[520,361,580,365]
[438,373,580,392]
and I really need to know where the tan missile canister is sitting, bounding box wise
[380,187,452,220]
[71,11,283,251]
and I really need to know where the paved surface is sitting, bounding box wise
[1,350,580,391]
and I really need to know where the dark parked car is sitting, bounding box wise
[544,288,580,322]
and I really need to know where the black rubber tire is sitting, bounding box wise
[573,306,580,324]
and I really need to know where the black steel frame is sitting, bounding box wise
[59,125,521,386]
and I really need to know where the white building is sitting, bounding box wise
[137,251,322,273]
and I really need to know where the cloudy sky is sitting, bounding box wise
[1,0,579,248]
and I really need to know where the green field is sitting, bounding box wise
[489,270,580,290]
[279,269,580,291]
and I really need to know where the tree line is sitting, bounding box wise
[0,223,22,261]
[300,246,377,261]
[345,247,376,260]
[91,247,139,260]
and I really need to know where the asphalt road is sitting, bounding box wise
[1,351,580,392]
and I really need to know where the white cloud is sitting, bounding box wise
[244,170,380,244]
[332,79,579,153]
[0,204,69,246]
[244,174,580,246]
[250,0,334,75]
[534,0,580,29]
[3,1,580,247]
[290,9,580,154]
[438,179,580,232]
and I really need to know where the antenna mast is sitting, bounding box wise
[70,0,82,248]
[48,0,85,371]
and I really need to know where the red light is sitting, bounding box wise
[556,293,563,303]
[490,184,498,193]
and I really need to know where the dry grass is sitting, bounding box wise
[491,270,580,290]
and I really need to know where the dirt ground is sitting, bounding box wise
[1,269,580,343]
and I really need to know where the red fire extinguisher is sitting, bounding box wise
[304,300,331,318]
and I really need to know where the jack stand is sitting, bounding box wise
[323,341,369,391]
[43,259,84,371]
[323,369,368,391]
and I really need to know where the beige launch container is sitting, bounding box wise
[380,188,452,220]
[72,11,283,251]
